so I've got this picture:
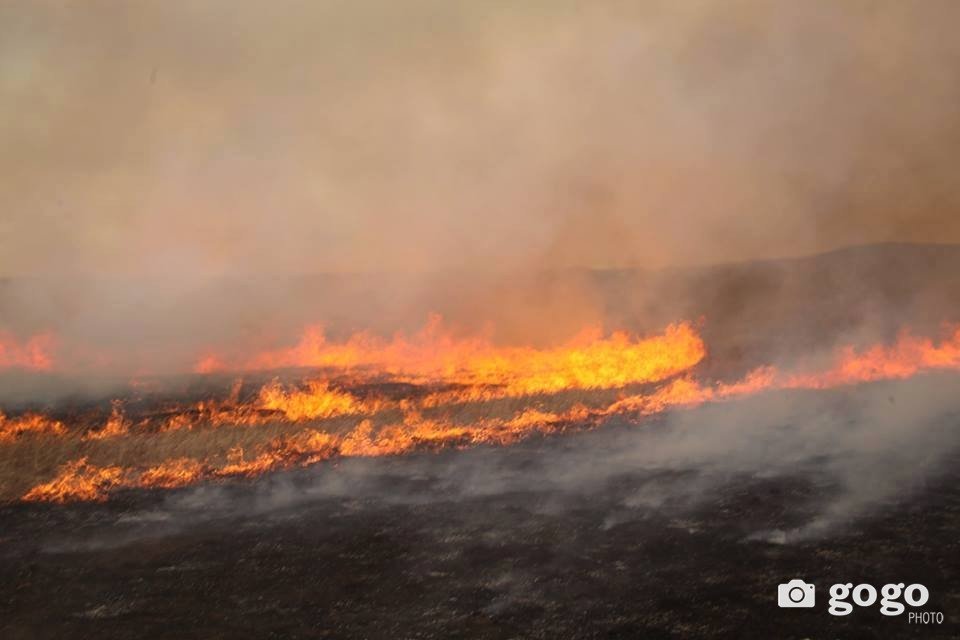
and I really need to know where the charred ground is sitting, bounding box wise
[1,406,958,639]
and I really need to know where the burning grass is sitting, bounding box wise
[0,390,607,502]
[3,320,960,503]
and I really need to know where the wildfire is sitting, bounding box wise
[83,401,131,440]
[256,379,373,421]
[0,411,66,441]
[21,458,124,503]
[9,320,960,503]
[197,316,706,395]
[138,458,206,489]
[783,326,960,389]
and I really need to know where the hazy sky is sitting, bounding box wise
[3,0,960,277]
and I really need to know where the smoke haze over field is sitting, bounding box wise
[5,2,960,380]
[5,9,960,636]
[3,1,960,280]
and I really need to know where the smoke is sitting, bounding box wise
[438,372,960,542]
[3,1,960,377]
[3,1,960,279]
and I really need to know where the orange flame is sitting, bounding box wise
[197,317,706,395]
[256,379,372,421]
[83,401,130,440]
[138,458,206,489]
[0,411,66,441]
[21,458,124,502]
[0,331,55,371]
[784,326,960,389]
[13,321,960,502]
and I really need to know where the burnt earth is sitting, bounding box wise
[1,398,959,640]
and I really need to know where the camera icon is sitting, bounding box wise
[778,579,816,608]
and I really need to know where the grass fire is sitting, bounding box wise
[4,317,960,505]
[3,2,960,638]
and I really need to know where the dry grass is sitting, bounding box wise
[0,386,640,502]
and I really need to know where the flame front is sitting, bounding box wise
[9,319,960,503]
[198,317,706,394]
